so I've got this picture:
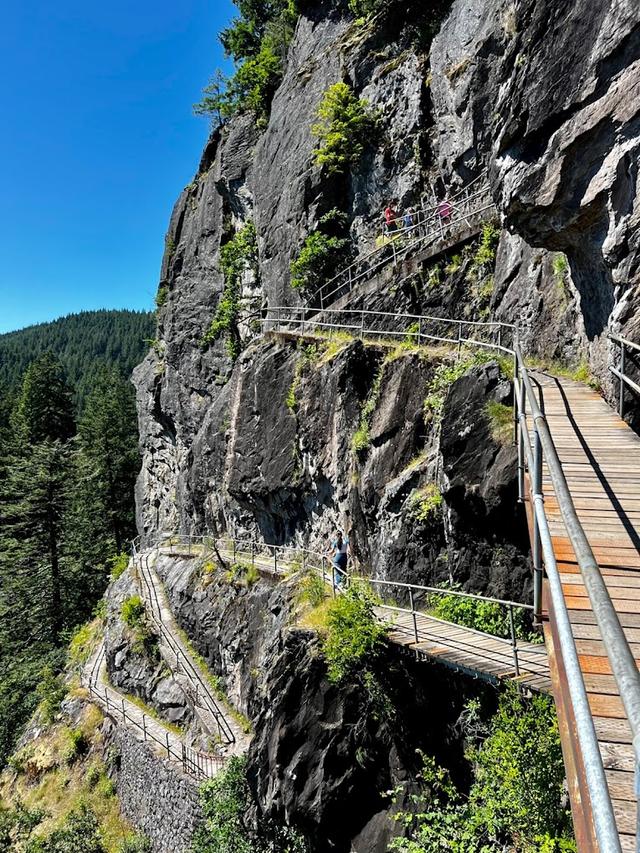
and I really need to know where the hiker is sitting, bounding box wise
[403,207,415,230]
[329,530,350,588]
[437,198,453,225]
[384,202,398,235]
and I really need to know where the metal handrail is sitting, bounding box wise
[85,643,223,780]
[254,309,636,847]
[258,305,515,356]
[514,348,637,851]
[381,171,489,231]
[148,532,541,681]
[609,332,640,419]
[314,174,496,309]
[135,551,236,745]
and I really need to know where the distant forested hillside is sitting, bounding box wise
[0,309,154,412]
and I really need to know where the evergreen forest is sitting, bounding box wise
[0,311,149,766]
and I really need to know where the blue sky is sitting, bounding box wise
[0,0,236,333]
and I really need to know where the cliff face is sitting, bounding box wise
[128,0,640,846]
[134,0,639,545]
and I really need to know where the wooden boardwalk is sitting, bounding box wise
[530,372,640,852]
[378,608,551,693]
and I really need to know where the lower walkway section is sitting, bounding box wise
[380,608,550,692]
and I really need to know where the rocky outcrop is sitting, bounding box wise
[153,551,495,853]
[104,570,194,731]
[430,0,640,392]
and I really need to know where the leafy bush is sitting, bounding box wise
[297,571,327,610]
[410,484,442,523]
[61,726,88,765]
[390,689,574,852]
[108,552,129,580]
[36,665,67,724]
[193,755,308,852]
[348,0,382,14]
[322,580,388,684]
[423,351,493,421]
[68,619,99,666]
[472,222,500,270]
[155,283,168,308]
[428,585,536,642]
[202,221,258,360]
[29,803,106,853]
[192,755,255,853]
[290,231,350,294]
[552,253,568,284]
[312,83,377,174]
[121,595,145,629]
[119,835,152,853]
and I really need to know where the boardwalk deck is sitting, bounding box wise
[530,371,640,852]
[376,608,551,693]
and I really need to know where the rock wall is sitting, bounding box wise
[153,551,496,853]
[107,722,202,853]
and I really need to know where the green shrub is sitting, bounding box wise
[312,82,377,174]
[36,665,66,724]
[322,580,388,684]
[194,2,298,127]
[390,689,574,852]
[552,253,568,284]
[445,254,462,274]
[202,221,258,360]
[298,571,327,609]
[290,231,350,294]
[121,595,145,629]
[192,755,253,853]
[410,484,442,523]
[423,351,493,421]
[119,835,152,853]
[348,0,382,14]
[351,367,383,456]
[61,726,88,766]
[155,284,168,308]
[31,804,106,853]
[108,552,129,580]
[428,585,533,641]
[68,620,98,666]
[472,222,500,270]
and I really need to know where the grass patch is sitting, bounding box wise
[68,617,103,667]
[486,400,513,444]
[352,365,384,456]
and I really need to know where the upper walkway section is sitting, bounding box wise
[314,172,497,310]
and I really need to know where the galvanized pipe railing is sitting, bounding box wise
[609,333,640,419]
[314,173,496,309]
[514,346,637,852]
[249,309,639,848]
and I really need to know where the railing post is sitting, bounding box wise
[509,605,520,677]
[322,556,327,586]
[251,540,255,569]
[273,546,277,575]
[188,537,191,556]
[532,428,544,626]
[331,562,337,598]
[166,732,171,759]
[620,342,626,419]
[142,714,147,741]
[121,698,126,724]
[409,588,419,644]
[302,550,306,572]
[232,538,236,562]
[360,310,365,339]
[182,743,187,774]
[457,321,463,358]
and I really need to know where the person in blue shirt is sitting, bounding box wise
[329,531,349,588]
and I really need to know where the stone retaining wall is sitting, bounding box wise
[107,722,203,853]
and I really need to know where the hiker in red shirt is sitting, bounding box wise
[384,202,398,234]
[437,198,453,224]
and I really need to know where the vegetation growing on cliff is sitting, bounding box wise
[202,221,258,360]
[193,755,307,853]
[312,83,377,174]
[195,1,298,126]
[390,689,574,851]
[290,209,350,294]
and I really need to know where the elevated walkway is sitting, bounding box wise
[524,372,640,852]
